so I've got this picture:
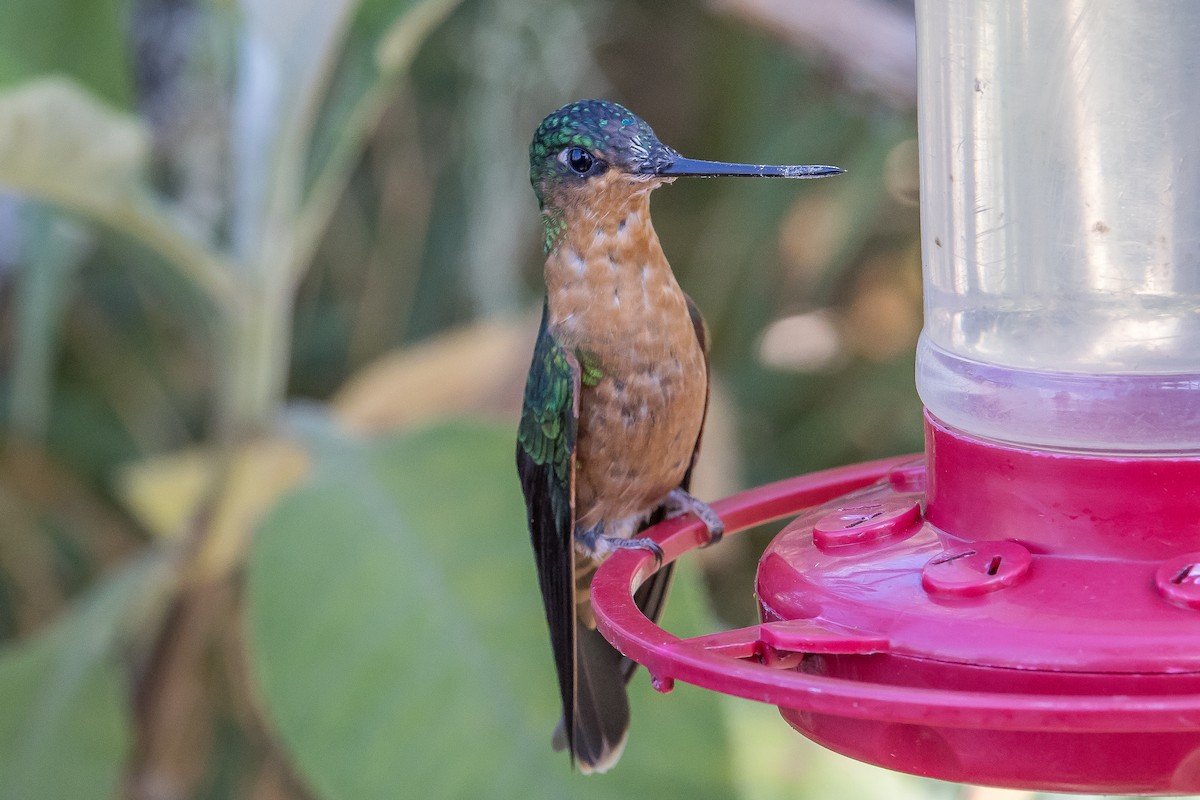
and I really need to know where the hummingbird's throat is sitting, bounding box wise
[541,206,567,255]
[543,190,676,346]
[540,172,661,255]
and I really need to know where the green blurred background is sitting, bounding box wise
[0,0,1051,797]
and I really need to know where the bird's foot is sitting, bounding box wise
[578,524,664,567]
[664,488,725,547]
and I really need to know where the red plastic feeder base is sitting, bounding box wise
[590,412,1200,794]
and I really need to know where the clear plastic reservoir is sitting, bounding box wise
[914,1,1200,453]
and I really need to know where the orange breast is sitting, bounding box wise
[544,176,707,536]
[571,323,706,534]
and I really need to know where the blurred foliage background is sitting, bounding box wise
[0,0,1097,798]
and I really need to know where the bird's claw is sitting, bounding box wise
[579,525,664,568]
[602,535,664,568]
[665,488,725,547]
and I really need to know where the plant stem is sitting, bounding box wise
[215,265,295,441]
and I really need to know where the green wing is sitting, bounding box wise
[516,303,632,770]
[516,302,580,753]
[517,303,578,532]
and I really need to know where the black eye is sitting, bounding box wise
[565,147,594,175]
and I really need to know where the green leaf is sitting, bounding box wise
[303,0,461,197]
[0,0,131,106]
[0,77,149,211]
[282,0,461,283]
[230,0,360,262]
[0,554,173,800]
[232,0,458,283]
[8,205,91,438]
[0,77,237,307]
[246,420,735,800]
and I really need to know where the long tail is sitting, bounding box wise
[552,562,675,772]
[552,624,630,773]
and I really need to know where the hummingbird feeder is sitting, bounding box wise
[590,1,1200,793]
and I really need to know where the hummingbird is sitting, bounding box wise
[516,99,843,773]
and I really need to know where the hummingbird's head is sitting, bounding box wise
[528,99,675,209]
[528,99,844,252]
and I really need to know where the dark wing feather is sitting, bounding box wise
[680,292,711,492]
[516,302,580,758]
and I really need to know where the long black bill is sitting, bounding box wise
[653,156,844,179]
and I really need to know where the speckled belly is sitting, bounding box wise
[573,337,706,537]
[542,187,709,541]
